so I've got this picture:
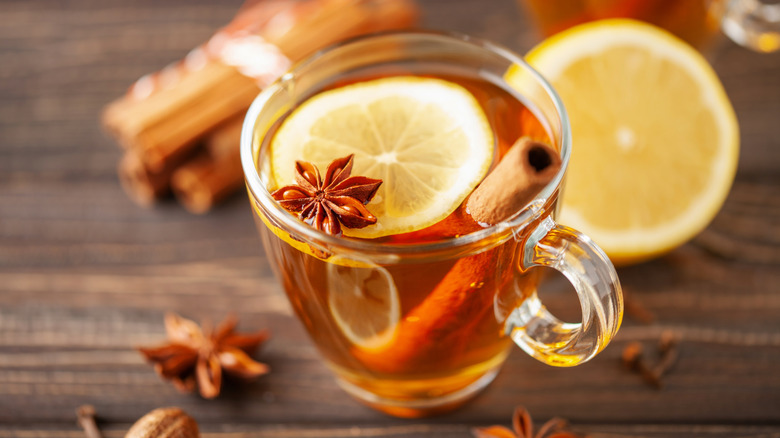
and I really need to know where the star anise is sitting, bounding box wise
[473,406,586,438]
[271,154,382,236]
[138,313,269,399]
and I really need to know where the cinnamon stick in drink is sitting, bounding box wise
[395,137,560,241]
[353,138,561,374]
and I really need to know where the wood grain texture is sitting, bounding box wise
[2,425,780,438]
[1,0,779,435]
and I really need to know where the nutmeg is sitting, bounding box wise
[125,407,199,438]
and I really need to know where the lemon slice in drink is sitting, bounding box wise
[270,76,494,238]
[327,258,399,351]
[522,19,739,265]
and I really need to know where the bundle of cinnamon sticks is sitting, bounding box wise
[104,0,418,213]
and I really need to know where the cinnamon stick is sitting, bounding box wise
[467,139,559,224]
[354,138,561,373]
[102,0,293,153]
[171,117,245,214]
[398,138,560,240]
[104,0,419,196]
[118,151,177,206]
[133,66,259,171]
[205,115,245,160]
[117,113,244,208]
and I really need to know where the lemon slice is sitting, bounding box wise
[270,76,494,238]
[522,19,739,265]
[327,258,399,351]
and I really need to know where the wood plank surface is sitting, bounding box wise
[1,0,779,436]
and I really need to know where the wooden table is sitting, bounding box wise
[2,0,779,436]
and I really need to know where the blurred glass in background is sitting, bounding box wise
[520,0,780,52]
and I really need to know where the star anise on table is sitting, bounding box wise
[271,154,382,236]
[138,313,269,399]
[473,406,586,438]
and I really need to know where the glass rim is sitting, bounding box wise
[240,29,571,256]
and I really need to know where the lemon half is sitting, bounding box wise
[524,19,739,265]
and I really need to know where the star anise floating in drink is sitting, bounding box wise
[138,313,270,399]
[472,406,586,438]
[272,154,382,236]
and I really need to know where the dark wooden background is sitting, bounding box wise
[1,0,779,436]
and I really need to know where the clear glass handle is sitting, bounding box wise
[722,0,780,52]
[507,216,623,367]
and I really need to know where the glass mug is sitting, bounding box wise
[520,0,780,53]
[240,31,622,417]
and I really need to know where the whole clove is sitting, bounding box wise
[621,333,680,389]
[77,405,103,438]
[621,341,663,389]
[653,330,680,377]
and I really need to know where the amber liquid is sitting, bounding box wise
[522,0,725,49]
[254,68,552,416]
